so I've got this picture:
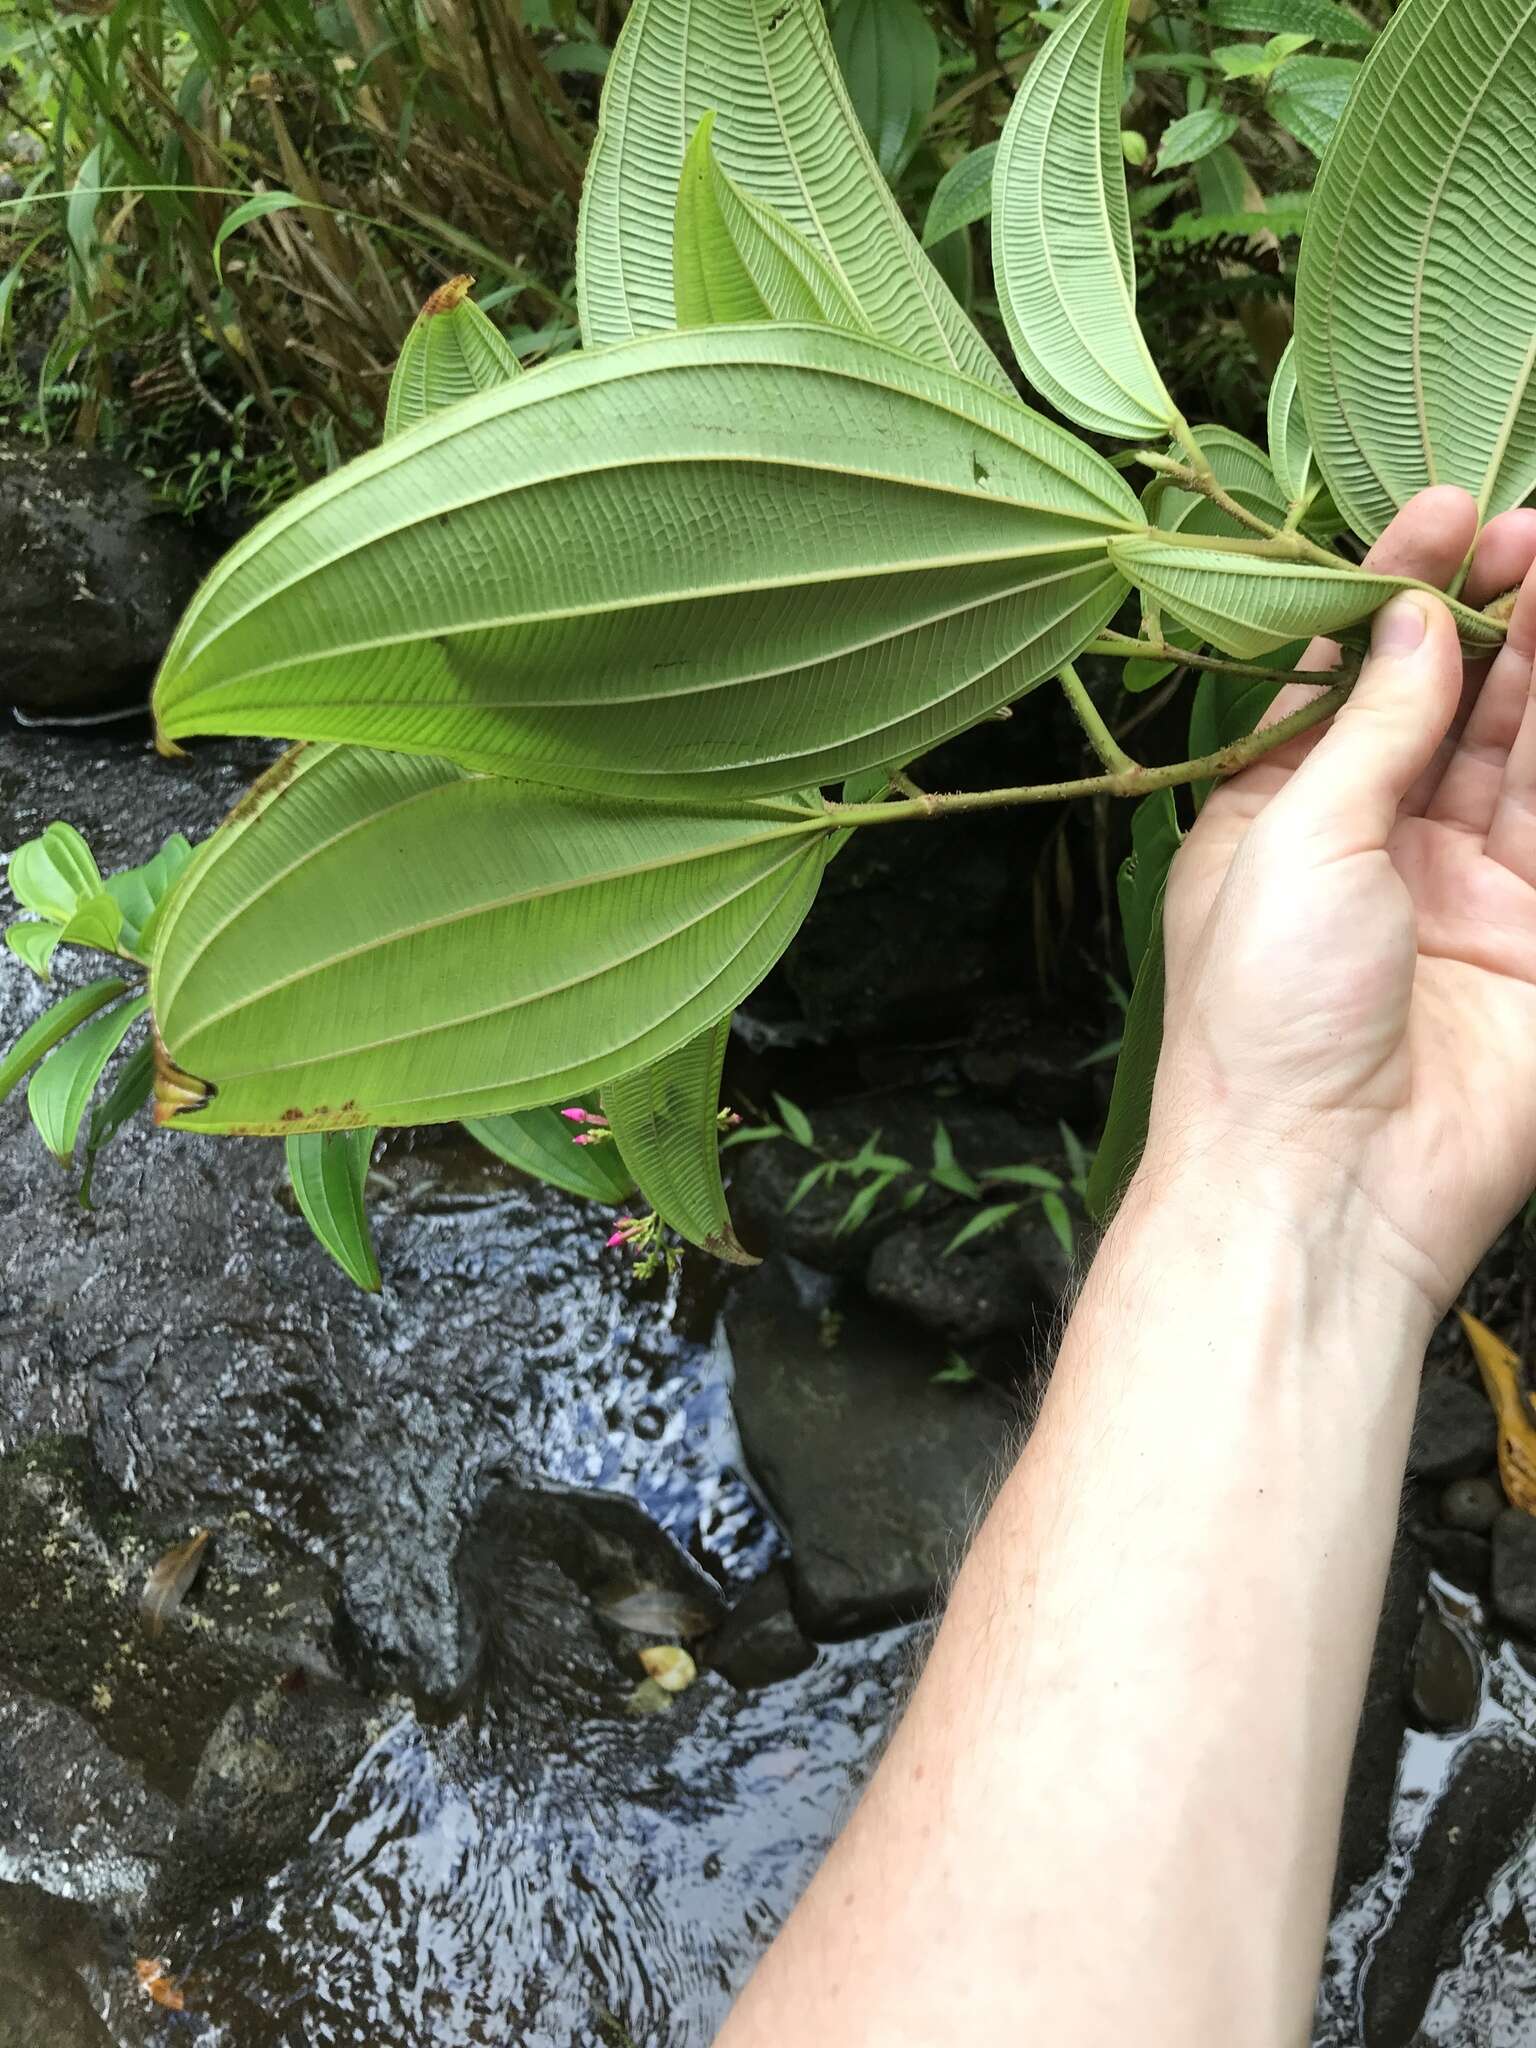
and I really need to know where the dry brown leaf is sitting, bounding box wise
[638,1644,697,1694]
[135,1958,186,2011]
[140,1527,211,1640]
[1457,1311,1536,1514]
[596,1589,715,1638]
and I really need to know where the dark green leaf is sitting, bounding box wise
[79,1038,155,1209]
[286,1129,381,1291]
[464,1103,636,1203]
[922,143,999,247]
[829,0,941,176]
[603,1013,756,1264]
[1085,912,1165,1222]
[1207,0,1372,45]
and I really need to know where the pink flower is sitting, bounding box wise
[606,1229,627,1248]
[561,1106,595,1124]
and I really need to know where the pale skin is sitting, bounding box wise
[715,485,1536,2048]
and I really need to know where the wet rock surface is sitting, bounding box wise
[0,448,220,716]
[1409,1372,1499,1481]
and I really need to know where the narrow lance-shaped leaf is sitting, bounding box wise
[79,1037,155,1209]
[1110,536,1505,661]
[673,116,868,332]
[152,325,1140,802]
[922,144,999,248]
[993,0,1183,440]
[149,745,833,1138]
[382,275,521,440]
[576,0,1008,392]
[603,1011,755,1265]
[1266,340,1315,514]
[464,1102,636,1204]
[828,0,940,177]
[0,976,129,1106]
[286,1129,381,1291]
[1296,0,1536,538]
[28,992,149,1163]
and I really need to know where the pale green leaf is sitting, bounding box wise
[944,1202,1021,1254]
[152,325,1140,801]
[829,0,940,177]
[383,276,522,440]
[673,114,868,331]
[1207,0,1372,46]
[986,1163,1065,1190]
[55,892,124,955]
[0,976,128,1106]
[1109,537,1504,660]
[773,1094,815,1148]
[575,0,1007,391]
[148,745,833,1138]
[1146,425,1288,539]
[1269,53,1359,156]
[27,993,149,1163]
[922,143,999,247]
[8,822,103,922]
[6,923,60,980]
[1266,339,1315,512]
[993,0,1182,440]
[212,190,303,283]
[286,1129,381,1291]
[1297,0,1536,537]
[104,833,194,956]
[464,1102,636,1203]
[603,1012,755,1264]
[1158,107,1239,169]
[79,1038,154,1208]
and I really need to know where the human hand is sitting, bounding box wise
[1148,486,1536,1314]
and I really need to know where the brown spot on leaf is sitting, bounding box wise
[421,273,475,317]
[224,743,310,830]
[152,1037,215,1124]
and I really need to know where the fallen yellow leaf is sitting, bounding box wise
[638,1644,697,1694]
[1457,1310,1536,1515]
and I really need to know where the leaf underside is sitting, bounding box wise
[464,1103,636,1204]
[603,1012,755,1263]
[1296,0,1536,538]
[1266,340,1316,510]
[382,281,521,440]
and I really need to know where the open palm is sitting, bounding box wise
[1155,486,1536,1309]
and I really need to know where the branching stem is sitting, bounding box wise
[1058,662,1137,773]
[1087,630,1331,684]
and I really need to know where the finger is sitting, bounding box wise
[1480,570,1536,882]
[1423,509,1536,832]
[1266,591,1463,857]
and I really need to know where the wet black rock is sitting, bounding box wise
[1360,1734,1536,2047]
[957,996,1108,1125]
[1440,1475,1504,1534]
[1415,1524,1493,1592]
[727,1260,1016,1636]
[0,446,220,715]
[0,1884,122,2047]
[708,1566,816,1690]
[1490,1509,1536,1636]
[864,1206,1071,1344]
[1407,1374,1497,1482]
[730,1090,1058,1277]
[1407,1606,1482,1733]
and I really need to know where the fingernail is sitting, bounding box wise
[1374,593,1428,656]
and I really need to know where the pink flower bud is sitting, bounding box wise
[561,1106,589,1123]
[605,1229,627,1249]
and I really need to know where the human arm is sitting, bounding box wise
[715,487,1536,2048]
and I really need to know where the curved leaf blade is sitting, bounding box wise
[286,1128,381,1291]
[0,976,129,1106]
[383,275,522,441]
[149,746,833,1137]
[1147,425,1288,539]
[152,325,1140,801]
[6,923,60,981]
[464,1103,636,1203]
[1266,340,1316,512]
[828,0,940,177]
[673,114,868,331]
[993,0,1181,439]
[1296,0,1536,538]
[1110,536,1504,659]
[602,1012,754,1264]
[8,821,103,922]
[104,833,194,956]
[79,1037,155,1208]
[922,143,999,248]
[575,0,1008,391]
[28,993,149,1163]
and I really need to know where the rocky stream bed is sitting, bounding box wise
[9,458,1536,2045]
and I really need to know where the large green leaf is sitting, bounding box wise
[1110,536,1504,659]
[829,0,940,177]
[286,1129,381,1291]
[0,976,129,1105]
[149,745,833,1137]
[152,326,1140,801]
[464,1103,636,1204]
[383,276,521,440]
[574,0,1007,392]
[1296,0,1536,539]
[992,0,1181,440]
[28,993,149,1163]
[673,114,867,331]
[603,1012,753,1264]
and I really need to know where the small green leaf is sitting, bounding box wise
[8,822,103,922]
[5,923,60,981]
[1269,54,1359,156]
[921,143,999,247]
[773,1095,816,1149]
[0,976,129,1107]
[837,1172,896,1235]
[212,190,303,283]
[104,833,193,955]
[1158,107,1239,169]
[932,1350,979,1385]
[464,1103,636,1203]
[829,0,941,177]
[286,1128,381,1292]
[603,1013,756,1264]
[1207,0,1372,46]
[931,1163,984,1198]
[784,1160,836,1211]
[986,1163,1065,1190]
[383,275,522,440]
[944,1202,1020,1254]
[55,892,124,955]
[27,993,149,1163]
[1041,1190,1076,1258]
[79,1038,155,1209]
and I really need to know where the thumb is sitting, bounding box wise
[1269,590,1462,856]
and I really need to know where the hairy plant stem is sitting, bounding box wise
[1058,662,1137,772]
[1087,631,1326,684]
[829,677,1352,829]
[1142,442,1346,568]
